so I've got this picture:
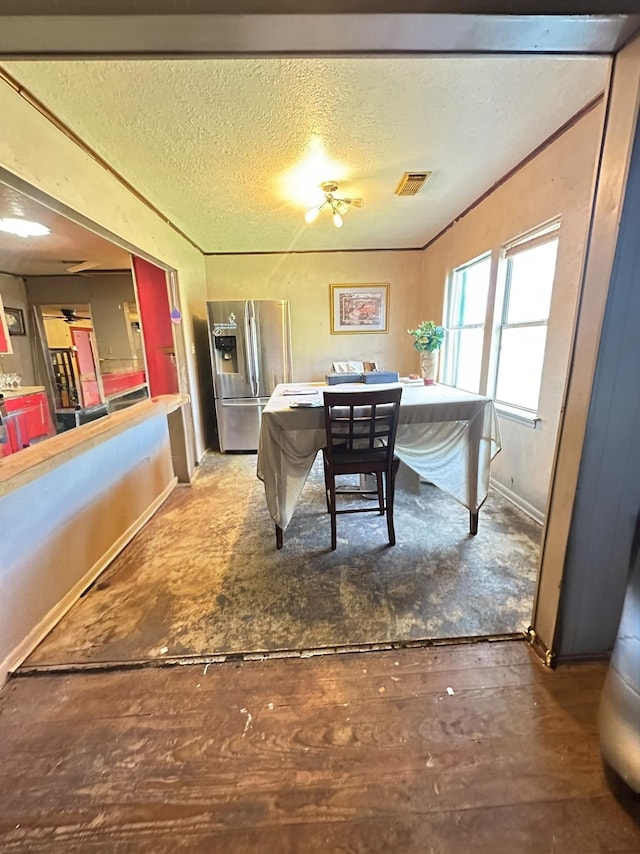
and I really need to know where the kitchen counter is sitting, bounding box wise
[0,385,45,399]
[1,387,55,456]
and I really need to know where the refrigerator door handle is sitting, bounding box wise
[244,302,258,398]
[251,312,260,397]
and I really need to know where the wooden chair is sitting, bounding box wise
[322,387,402,550]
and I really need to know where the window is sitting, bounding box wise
[494,224,559,416]
[442,253,491,393]
[441,220,560,423]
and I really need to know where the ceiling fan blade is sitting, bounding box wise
[66,260,100,273]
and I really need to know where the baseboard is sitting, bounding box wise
[490,478,545,526]
[1,476,178,685]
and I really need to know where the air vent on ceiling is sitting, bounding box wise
[394,172,431,196]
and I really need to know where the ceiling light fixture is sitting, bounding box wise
[304,181,364,229]
[0,217,51,238]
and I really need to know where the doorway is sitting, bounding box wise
[69,326,101,407]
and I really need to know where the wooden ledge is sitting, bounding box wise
[0,394,188,495]
[152,393,190,414]
[0,386,46,399]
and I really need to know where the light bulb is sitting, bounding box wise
[304,207,320,224]
[333,211,343,228]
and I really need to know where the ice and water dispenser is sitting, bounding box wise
[212,332,238,374]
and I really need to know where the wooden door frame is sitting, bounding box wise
[69,324,104,406]
[130,258,195,483]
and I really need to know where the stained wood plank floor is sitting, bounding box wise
[1,641,639,852]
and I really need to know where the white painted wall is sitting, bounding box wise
[419,105,604,517]
[0,81,208,463]
[206,251,424,383]
[0,273,35,385]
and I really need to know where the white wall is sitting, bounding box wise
[206,251,424,382]
[0,273,36,385]
[419,105,604,518]
[0,81,208,464]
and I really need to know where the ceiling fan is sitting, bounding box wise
[304,181,365,228]
[42,307,92,324]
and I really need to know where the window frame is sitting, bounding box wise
[489,221,561,421]
[441,251,492,394]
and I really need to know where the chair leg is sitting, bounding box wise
[275,524,283,550]
[385,458,400,546]
[376,472,384,514]
[328,475,337,550]
[323,455,331,513]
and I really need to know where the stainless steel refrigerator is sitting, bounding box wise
[207,299,292,451]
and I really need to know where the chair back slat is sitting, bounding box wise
[323,388,402,462]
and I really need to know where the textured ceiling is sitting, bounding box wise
[0,185,130,276]
[2,56,609,256]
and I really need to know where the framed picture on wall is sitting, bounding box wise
[330,284,389,334]
[5,307,26,336]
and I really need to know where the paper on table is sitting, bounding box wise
[281,387,320,396]
[289,399,323,408]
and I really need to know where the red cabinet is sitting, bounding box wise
[102,370,147,398]
[1,391,56,456]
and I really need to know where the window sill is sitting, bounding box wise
[495,404,540,428]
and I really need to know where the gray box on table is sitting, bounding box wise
[362,371,400,383]
[326,373,363,385]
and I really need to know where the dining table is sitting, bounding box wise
[257,381,502,548]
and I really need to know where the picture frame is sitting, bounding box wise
[5,307,26,336]
[330,284,389,334]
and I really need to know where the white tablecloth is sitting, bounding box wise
[257,382,501,531]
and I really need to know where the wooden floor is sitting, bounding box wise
[0,641,638,852]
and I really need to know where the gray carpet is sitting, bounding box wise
[25,452,541,667]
